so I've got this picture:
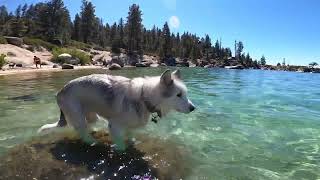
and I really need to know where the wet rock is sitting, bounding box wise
[109,63,121,70]
[8,62,15,68]
[15,63,23,67]
[62,64,74,69]
[135,62,149,67]
[52,64,59,68]
[0,131,192,180]
[4,36,23,46]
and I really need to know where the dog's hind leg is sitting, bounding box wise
[62,101,97,146]
[108,123,126,151]
[86,112,99,131]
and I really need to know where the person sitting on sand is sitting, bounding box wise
[34,56,41,68]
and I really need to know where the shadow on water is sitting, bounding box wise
[50,138,157,179]
[0,131,192,180]
[7,93,38,102]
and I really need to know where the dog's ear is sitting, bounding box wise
[172,69,181,80]
[160,69,173,86]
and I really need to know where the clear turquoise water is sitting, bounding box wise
[0,68,320,179]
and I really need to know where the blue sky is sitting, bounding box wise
[3,0,320,65]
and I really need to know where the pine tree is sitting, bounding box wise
[126,4,143,57]
[118,18,125,48]
[236,41,244,59]
[21,4,28,18]
[45,0,70,41]
[0,6,9,35]
[160,22,172,60]
[80,0,96,43]
[260,55,266,66]
[203,34,211,60]
[15,5,21,19]
[72,13,81,41]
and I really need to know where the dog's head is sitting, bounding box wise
[157,69,195,115]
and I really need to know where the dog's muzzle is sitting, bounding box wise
[189,104,196,112]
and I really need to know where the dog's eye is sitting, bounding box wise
[177,93,182,97]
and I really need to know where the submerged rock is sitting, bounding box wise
[0,131,192,180]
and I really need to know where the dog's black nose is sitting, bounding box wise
[189,105,195,112]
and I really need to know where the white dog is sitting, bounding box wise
[38,69,195,150]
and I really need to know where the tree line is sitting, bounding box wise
[0,0,266,66]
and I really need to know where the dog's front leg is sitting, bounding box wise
[108,123,126,151]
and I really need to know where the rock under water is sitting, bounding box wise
[0,131,192,180]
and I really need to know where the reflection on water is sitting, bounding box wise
[0,68,320,179]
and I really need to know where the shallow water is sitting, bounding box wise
[0,68,320,179]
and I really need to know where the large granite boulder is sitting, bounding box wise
[4,36,23,46]
[58,53,72,61]
[58,54,80,65]
[110,56,125,67]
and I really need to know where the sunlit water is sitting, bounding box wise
[0,68,320,179]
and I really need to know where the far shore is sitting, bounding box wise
[0,65,103,76]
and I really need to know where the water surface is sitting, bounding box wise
[0,68,320,179]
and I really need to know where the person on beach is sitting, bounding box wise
[34,56,41,68]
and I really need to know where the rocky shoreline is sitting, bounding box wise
[1,37,319,74]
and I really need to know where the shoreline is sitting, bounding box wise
[0,65,103,76]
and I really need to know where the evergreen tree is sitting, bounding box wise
[203,34,211,60]
[118,18,125,48]
[72,13,81,41]
[80,0,96,43]
[161,22,172,60]
[260,55,266,66]
[214,40,220,59]
[45,0,71,41]
[105,23,111,46]
[21,4,28,18]
[126,4,143,56]
[236,41,244,59]
[15,5,21,19]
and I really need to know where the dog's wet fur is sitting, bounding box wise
[38,69,195,150]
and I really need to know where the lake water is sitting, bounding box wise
[0,68,320,179]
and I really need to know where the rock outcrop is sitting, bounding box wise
[4,36,23,46]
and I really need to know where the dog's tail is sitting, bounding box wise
[37,110,67,133]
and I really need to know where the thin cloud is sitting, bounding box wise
[169,16,180,29]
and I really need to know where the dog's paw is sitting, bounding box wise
[111,143,126,152]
